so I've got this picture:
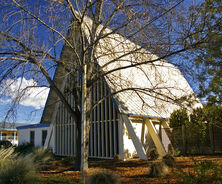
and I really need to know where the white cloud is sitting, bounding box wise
[2,78,49,109]
[0,99,11,104]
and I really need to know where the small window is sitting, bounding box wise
[30,131,35,146]
[42,130,47,146]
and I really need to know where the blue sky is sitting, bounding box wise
[0,1,64,124]
[0,103,44,123]
[0,77,50,124]
[0,0,206,124]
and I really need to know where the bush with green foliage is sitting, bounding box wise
[169,106,222,153]
[188,107,207,141]
[177,160,222,184]
[170,105,222,129]
[14,143,34,155]
[205,105,222,127]
[169,109,189,128]
[190,107,206,124]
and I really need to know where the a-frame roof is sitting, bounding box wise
[41,16,201,123]
[82,16,201,119]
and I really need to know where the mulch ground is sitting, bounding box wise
[39,155,222,184]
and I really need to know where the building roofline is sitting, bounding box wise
[16,123,50,130]
[119,112,168,120]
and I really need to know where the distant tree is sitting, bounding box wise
[190,107,206,125]
[169,109,189,128]
[205,105,222,128]
[193,0,222,105]
[189,107,207,139]
[170,105,222,129]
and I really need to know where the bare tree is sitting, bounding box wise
[0,0,215,181]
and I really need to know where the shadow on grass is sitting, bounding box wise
[89,159,149,170]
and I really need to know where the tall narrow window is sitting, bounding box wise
[30,131,35,146]
[42,130,48,146]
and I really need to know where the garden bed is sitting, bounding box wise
[39,155,222,184]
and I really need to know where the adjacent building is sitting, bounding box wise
[0,122,27,145]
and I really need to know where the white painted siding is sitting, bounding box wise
[18,129,30,145]
[123,122,143,158]
[122,119,170,159]
[18,126,54,150]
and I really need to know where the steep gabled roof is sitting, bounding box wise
[40,64,67,123]
[41,16,201,123]
[82,16,201,118]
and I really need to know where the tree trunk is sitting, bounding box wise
[75,116,82,171]
[81,64,92,182]
[81,104,91,177]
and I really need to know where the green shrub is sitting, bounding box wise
[170,105,222,129]
[169,109,189,128]
[177,160,222,184]
[205,105,222,127]
[14,143,34,155]
[189,107,207,140]
[0,156,39,184]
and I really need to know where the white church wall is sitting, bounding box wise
[123,122,143,158]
